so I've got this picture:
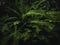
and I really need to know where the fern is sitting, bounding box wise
[0,0,60,45]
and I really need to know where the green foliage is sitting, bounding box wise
[0,0,60,45]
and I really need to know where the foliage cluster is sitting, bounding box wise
[0,0,60,45]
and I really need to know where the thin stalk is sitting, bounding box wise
[13,25,18,45]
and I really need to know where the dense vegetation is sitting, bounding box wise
[0,0,60,45]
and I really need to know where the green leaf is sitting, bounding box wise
[13,21,20,25]
[30,20,54,31]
